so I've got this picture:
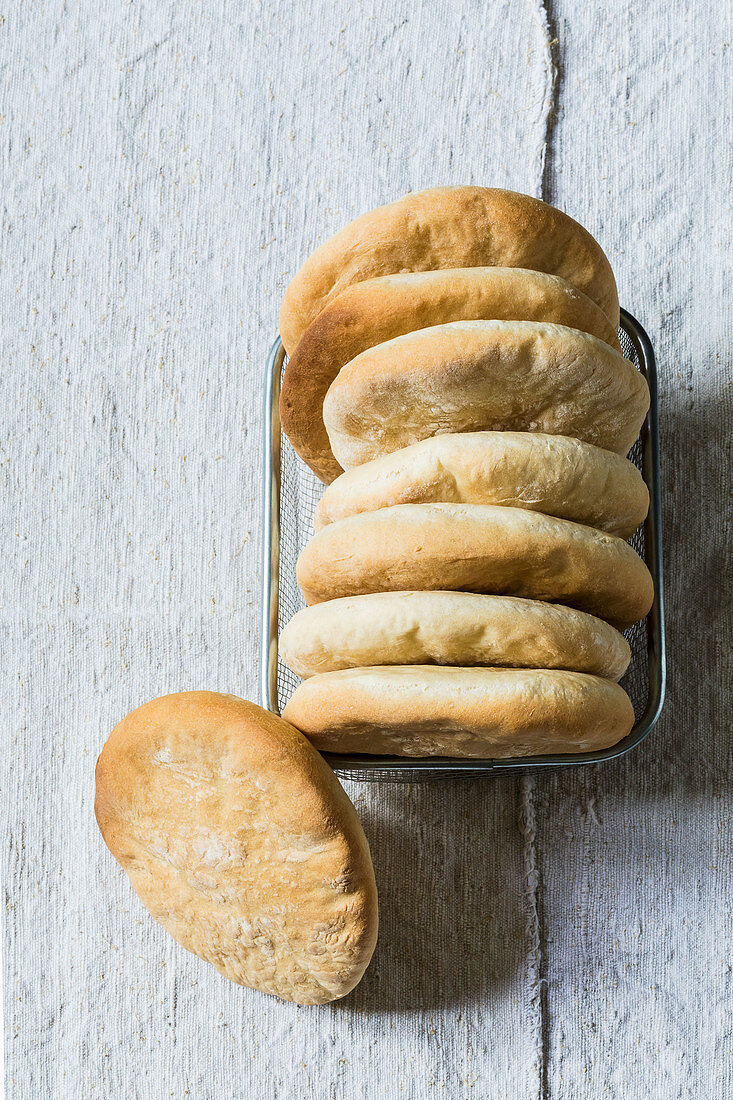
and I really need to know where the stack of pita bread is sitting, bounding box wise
[277,187,653,759]
[91,189,655,1006]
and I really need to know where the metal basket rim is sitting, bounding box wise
[260,308,666,780]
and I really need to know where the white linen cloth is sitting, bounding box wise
[2,1,730,1096]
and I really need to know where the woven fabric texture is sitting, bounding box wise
[2,1,730,1097]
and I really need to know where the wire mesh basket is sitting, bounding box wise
[261,309,665,781]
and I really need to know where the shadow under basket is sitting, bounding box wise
[260,309,666,781]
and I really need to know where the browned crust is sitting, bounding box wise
[95,692,378,1004]
[279,187,619,353]
[296,503,654,629]
[281,268,622,483]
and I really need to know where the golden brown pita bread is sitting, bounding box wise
[281,268,621,482]
[95,692,378,1004]
[279,186,619,352]
[296,503,654,628]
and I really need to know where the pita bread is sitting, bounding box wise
[95,692,378,1004]
[296,503,654,628]
[280,268,621,483]
[279,186,619,351]
[279,591,631,681]
[282,667,635,758]
[314,431,648,538]
[323,321,649,468]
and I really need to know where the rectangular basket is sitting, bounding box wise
[261,309,666,781]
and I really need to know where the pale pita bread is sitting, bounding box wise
[279,591,631,681]
[314,431,649,538]
[323,321,649,467]
[282,666,635,758]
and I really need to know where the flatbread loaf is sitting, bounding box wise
[279,591,631,681]
[323,320,649,468]
[296,503,654,628]
[95,692,378,1004]
[279,186,619,351]
[282,667,635,758]
[314,431,648,538]
[281,268,621,482]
